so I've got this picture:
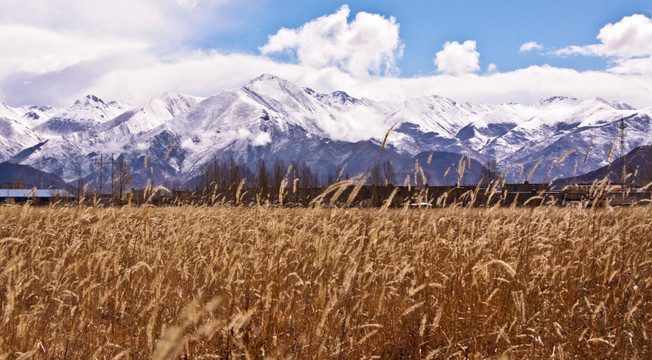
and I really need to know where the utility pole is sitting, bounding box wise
[111,153,115,199]
[94,153,104,194]
[618,117,627,196]
[99,154,103,194]
[39,151,43,189]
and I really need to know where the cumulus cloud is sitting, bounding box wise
[259,5,402,77]
[519,41,543,52]
[434,40,480,75]
[595,14,652,57]
[554,14,652,75]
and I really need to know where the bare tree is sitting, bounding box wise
[75,165,84,200]
[481,159,502,185]
[256,158,270,195]
[116,158,133,200]
[272,158,287,191]
[381,160,396,185]
[370,163,382,185]
[291,160,318,187]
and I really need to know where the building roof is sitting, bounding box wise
[0,189,73,198]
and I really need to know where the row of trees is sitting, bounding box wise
[196,158,323,201]
[197,157,505,195]
[70,155,505,203]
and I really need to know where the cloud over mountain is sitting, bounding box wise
[260,5,402,77]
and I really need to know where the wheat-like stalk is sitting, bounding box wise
[0,193,649,359]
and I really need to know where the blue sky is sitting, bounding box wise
[1,0,651,107]
[202,0,651,74]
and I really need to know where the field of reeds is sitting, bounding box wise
[0,204,650,359]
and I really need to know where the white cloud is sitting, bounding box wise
[554,14,652,75]
[4,37,652,109]
[238,128,252,138]
[252,132,272,146]
[260,5,402,77]
[434,40,480,75]
[0,4,651,110]
[596,14,652,57]
[519,41,543,52]
[0,0,251,105]
[0,0,245,49]
[176,0,201,10]
[0,24,148,79]
[607,57,652,75]
[343,65,652,108]
[90,47,651,108]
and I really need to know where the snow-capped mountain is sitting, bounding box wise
[33,95,129,136]
[0,102,45,162]
[0,102,21,120]
[6,92,201,186]
[0,116,42,163]
[2,74,651,188]
[19,105,58,127]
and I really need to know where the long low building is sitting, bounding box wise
[0,189,75,204]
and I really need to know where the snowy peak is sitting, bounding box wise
[243,74,308,103]
[535,95,635,111]
[152,92,203,118]
[389,95,479,136]
[247,73,285,85]
[67,94,129,118]
[33,95,130,136]
[74,94,105,106]
[312,90,360,107]
[99,92,202,135]
[592,97,636,110]
[0,102,20,120]
[535,96,580,106]
[21,105,57,123]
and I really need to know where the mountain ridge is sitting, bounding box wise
[554,145,652,187]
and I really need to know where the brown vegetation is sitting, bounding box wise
[0,205,650,359]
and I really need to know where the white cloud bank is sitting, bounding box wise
[0,24,148,79]
[0,4,650,109]
[260,5,402,77]
[434,40,480,75]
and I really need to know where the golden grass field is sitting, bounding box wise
[0,205,650,359]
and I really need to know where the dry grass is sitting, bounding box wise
[0,205,650,359]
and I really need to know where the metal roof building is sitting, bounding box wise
[0,189,74,203]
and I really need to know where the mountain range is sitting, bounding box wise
[0,74,650,189]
